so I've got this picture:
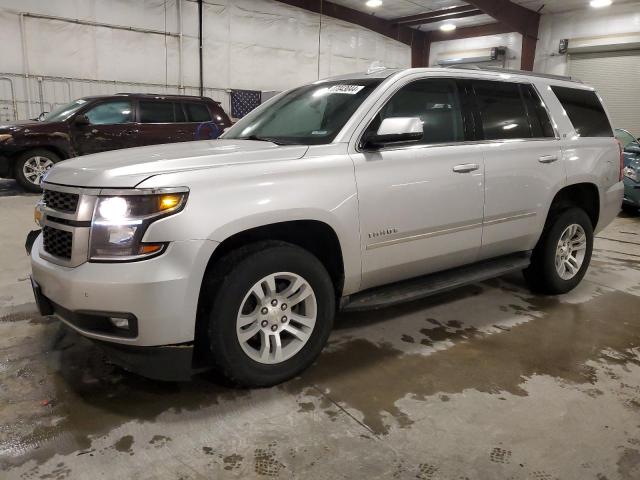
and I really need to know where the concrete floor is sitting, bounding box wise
[1,178,640,479]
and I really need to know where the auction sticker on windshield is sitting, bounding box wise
[327,85,365,94]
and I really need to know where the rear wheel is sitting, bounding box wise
[523,208,594,294]
[206,242,335,387]
[14,149,60,192]
[622,203,639,216]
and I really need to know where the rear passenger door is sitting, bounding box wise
[471,80,564,260]
[135,100,188,146]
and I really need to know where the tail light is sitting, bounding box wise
[617,139,624,181]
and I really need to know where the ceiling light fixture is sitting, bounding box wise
[365,0,383,7]
[440,23,457,32]
[590,0,612,7]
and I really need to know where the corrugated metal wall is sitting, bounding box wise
[569,49,640,137]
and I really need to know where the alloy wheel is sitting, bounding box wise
[236,272,317,364]
[555,223,587,280]
[22,156,54,186]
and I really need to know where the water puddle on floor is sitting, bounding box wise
[1,285,640,469]
[290,288,640,435]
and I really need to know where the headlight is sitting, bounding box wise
[624,166,639,182]
[0,133,12,143]
[89,188,188,262]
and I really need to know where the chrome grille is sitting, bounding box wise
[44,189,79,213]
[43,226,73,260]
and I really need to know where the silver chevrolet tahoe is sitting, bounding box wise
[28,67,624,386]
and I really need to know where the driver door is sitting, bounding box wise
[351,78,485,290]
[71,100,136,156]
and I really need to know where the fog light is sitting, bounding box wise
[34,200,45,227]
[110,317,130,330]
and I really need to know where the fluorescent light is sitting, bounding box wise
[590,0,612,7]
[440,23,457,32]
[365,0,382,7]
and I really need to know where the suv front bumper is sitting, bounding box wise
[30,234,218,377]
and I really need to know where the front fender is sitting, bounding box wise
[138,153,362,294]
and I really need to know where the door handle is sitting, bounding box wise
[452,163,480,173]
[124,129,139,135]
[539,154,558,164]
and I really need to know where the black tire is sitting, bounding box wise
[523,207,594,295]
[621,203,639,216]
[205,241,335,387]
[14,149,61,192]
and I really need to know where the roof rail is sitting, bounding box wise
[114,92,208,97]
[443,65,582,83]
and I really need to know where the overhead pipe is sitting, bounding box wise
[178,0,184,93]
[20,11,179,38]
[198,0,203,96]
[19,13,33,119]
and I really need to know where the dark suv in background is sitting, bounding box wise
[0,93,232,191]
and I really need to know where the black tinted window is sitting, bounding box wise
[551,86,612,137]
[184,103,212,122]
[473,81,529,140]
[175,103,186,122]
[139,101,174,123]
[522,84,555,138]
[366,79,464,145]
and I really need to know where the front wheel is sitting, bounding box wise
[14,149,60,192]
[206,242,335,387]
[523,208,594,294]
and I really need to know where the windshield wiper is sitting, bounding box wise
[241,135,300,146]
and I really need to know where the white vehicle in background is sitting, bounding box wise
[28,67,623,386]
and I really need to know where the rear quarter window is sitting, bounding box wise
[550,86,612,137]
[184,102,212,122]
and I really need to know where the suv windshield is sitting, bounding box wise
[43,99,91,122]
[223,79,383,145]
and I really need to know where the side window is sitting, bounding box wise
[550,86,612,137]
[184,102,212,122]
[365,79,465,146]
[473,81,530,140]
[139,101,175,123]
[521,84,556,138]
[84,101,132,125]
[175,103,186,122]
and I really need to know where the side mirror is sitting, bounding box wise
[74,114,90,126]
[363,117,423,148]
[37,112,49,121]
[624,144,640,155]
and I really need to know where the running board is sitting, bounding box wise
[341,252,531,312]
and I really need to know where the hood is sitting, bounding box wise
[0,120,40,129]
[44,139,309,188]
[0,120,65,134]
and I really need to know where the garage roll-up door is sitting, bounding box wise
[569,50,640,137]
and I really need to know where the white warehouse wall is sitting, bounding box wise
[428,32,523,69]
[426,2,640,76]
[534,2,640,76]
[0,0,410,121]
